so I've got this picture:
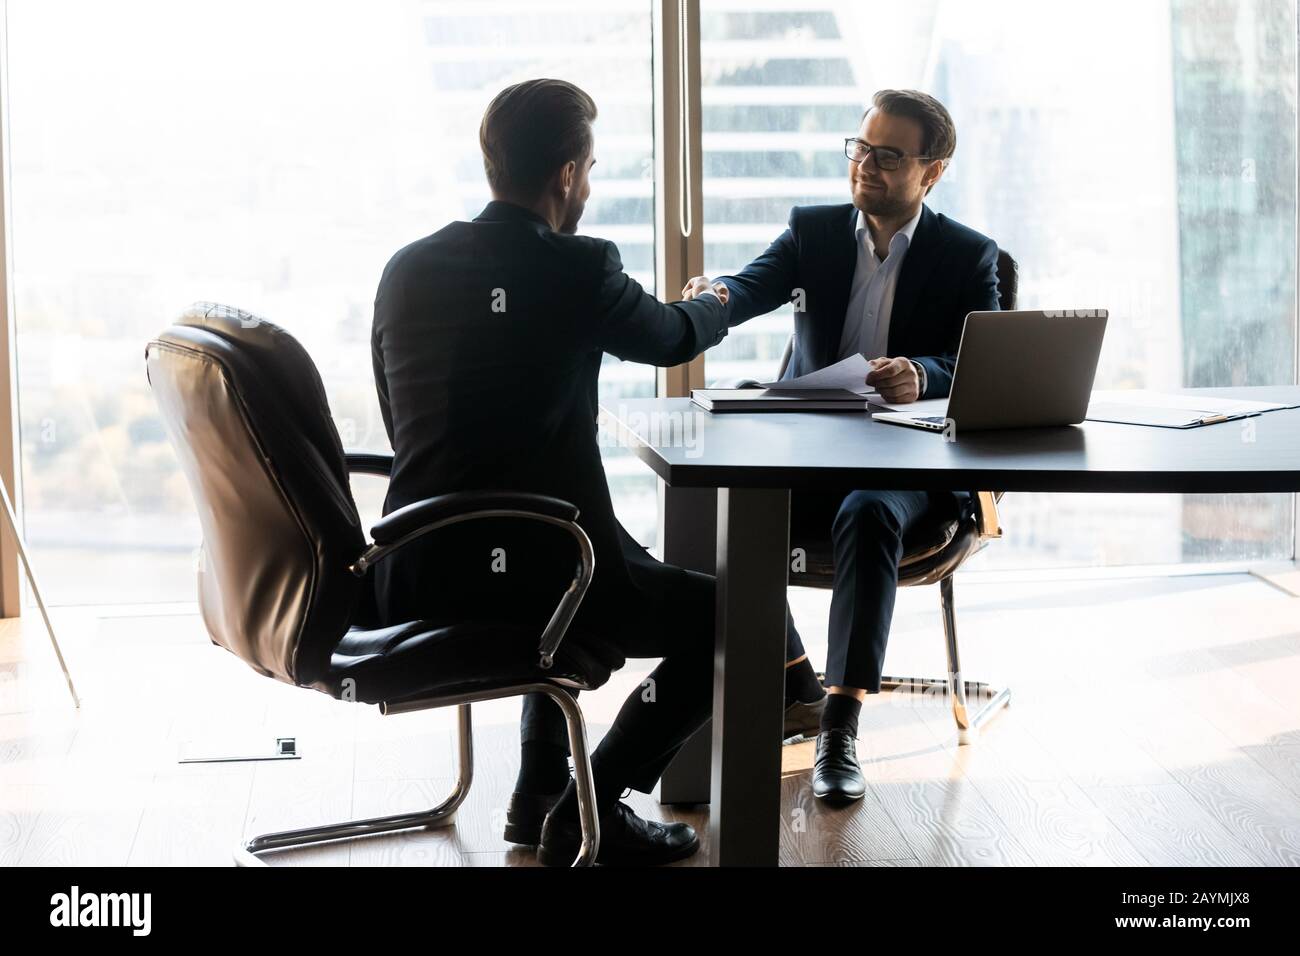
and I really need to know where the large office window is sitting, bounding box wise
[6,0,656,604]
[700,0,1297,568]
[5,0,1295,607]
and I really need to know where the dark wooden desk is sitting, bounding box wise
[599,387,1300,866]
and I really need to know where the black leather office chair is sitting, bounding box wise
[146,302,614,865]
[776,250,1019,743]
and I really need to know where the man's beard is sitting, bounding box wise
[856,187,913,219]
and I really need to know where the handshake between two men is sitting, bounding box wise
[679,276,924,405]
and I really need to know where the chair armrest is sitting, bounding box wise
[707,377,762,389]
[344,450,394,478]
[712,333,793,389]
[974,491,1003,539]
[369,491,579,546]
[349,491,591,671]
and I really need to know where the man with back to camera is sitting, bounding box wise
[683,89,1002,806]
[370,78,825,865]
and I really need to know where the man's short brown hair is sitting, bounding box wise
[479,78,598,200]
[868,89,957,162]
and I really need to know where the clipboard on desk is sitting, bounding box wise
[1085,390,1300,428]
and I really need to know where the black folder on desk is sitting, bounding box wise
[691,388,872,413]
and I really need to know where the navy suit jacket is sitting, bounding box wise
[719,203,1001,399]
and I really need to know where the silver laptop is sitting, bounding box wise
[872,309,1108,433]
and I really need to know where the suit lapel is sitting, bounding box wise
[816,205,858,369]
[888,205,945,354]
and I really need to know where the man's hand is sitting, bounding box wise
[681,276,729,305]
[865,356,921,404]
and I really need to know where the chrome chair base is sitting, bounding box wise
[933,574,1010,743]
[879,675,1011,745]
[235,681,600,867]
[873,574,1011,745]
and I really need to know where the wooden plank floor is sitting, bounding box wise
[1,572,1297,867]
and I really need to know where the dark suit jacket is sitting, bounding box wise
[370,199,727,629]
[719,203,1001,398]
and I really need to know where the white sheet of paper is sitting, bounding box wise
[759,354,875,396]
[873,397,949,416]
[1089,389,1294,416]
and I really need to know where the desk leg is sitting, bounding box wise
[710,487,790,867]
[658,484,716,805]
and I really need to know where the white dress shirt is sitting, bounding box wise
[836,206,925,390]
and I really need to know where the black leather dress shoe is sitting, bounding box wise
[503,790,563,846]
[812,729,866,805]
[537,801,700,867]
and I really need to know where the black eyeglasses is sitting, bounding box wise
[843,137,932,171]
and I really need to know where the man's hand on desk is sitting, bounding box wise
[680,276,729,305]
[865,356,922,404]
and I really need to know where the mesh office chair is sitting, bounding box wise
[146,302,618,865]
[777,250,1019,743]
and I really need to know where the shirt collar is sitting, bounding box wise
[855,205,923,260]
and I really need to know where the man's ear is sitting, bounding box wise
[559,159,576,198]
[922,158,946,192]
